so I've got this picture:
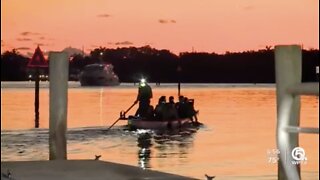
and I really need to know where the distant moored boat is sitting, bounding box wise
[79,63,120,86]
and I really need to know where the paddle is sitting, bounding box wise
[106,101,137,130]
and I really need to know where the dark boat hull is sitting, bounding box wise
[127,117,192,130]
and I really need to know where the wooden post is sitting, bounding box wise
[275,45,301,180]
[177,65,182,97]
[49,52,69,160]
[34,68,40,128]
[316,66,319,82]
[178,82,181,97]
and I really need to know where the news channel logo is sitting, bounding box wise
[291,147,307,164]
[267,147,307,164]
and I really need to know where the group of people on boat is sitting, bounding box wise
[134,79,198,123]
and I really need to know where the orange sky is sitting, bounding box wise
[1,0,319,56]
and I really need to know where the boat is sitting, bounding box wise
[79,63,120,86]
[112,95,201,131]
[126,115,193,130]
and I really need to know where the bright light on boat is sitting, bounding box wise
[140,78,146,83]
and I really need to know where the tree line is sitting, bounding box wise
[1,46,319,83]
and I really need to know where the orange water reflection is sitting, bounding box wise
[1,86,318,179]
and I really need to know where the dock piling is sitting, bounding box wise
[275,45,319,180]
[49,52,69,160]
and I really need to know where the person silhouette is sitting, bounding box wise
[135,78,153,118]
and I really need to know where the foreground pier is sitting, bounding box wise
[1,160,196,180]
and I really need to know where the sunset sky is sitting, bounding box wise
[1,0,319,56]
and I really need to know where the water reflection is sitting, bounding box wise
[137,131,152,169]
[136,127,199,169]
[2,86,318,178]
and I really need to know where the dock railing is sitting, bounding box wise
[275,45,319,180]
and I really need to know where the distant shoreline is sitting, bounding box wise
[1,81,276,89]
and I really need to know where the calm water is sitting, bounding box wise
[1,83,319,179]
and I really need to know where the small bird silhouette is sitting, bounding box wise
[1,169,12,180]
[205,174,215,180]
[94,155,102,160]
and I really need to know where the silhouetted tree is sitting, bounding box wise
[1,49,29,81]
[1,47,319,83]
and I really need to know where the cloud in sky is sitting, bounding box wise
[114,41,134,45]
[158,19,176,24]
[17,38,32,41]
[106,41,134,46]
[159,19,167,24]
[20,31,40,36]
[16,47,31,51]
[97,14,111,18]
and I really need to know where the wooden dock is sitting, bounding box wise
[1,160,196,180]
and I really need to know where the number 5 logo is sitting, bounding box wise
[291,147,306,161]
